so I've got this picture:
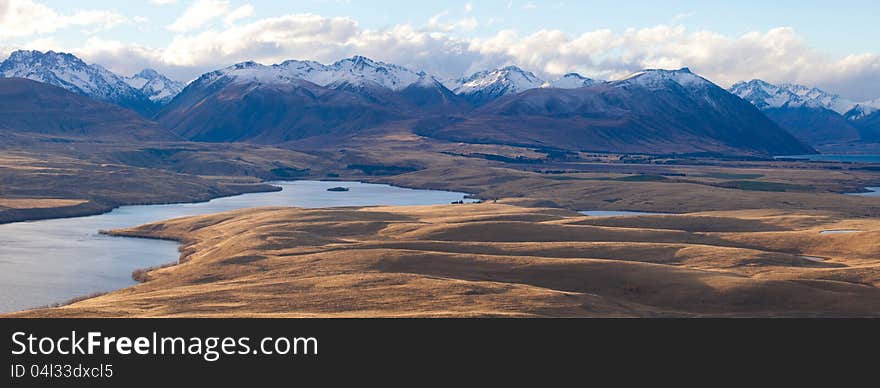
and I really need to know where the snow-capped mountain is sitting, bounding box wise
[125,69,184,105]
[546,73,600,89]
[727,79,878,146]
[322,56,423,90]
[728,79,880,117]
[780,83,856,115]
[450,66,545,105]
[849,104,880,121]
[416,67,813,156]
[192,56,423,92]
[614,68,713,91]
[0,50,159,116]
[161,60,816,155]
[728,79,806,111]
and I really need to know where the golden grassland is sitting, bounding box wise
[3,126,880,317]
[10,202,880,317]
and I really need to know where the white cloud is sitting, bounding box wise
[467,25,880,100]
[6,5,879,100]
[167,1,256,32]
[672,12,695,22]
[0,0,129,39]
[426,11,478,33]
[224,4,254,25]
[150,0,177,4]
[167,0,231,32]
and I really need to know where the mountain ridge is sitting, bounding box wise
[412,68,814,156]
[0,50,166,116]
[729,79,880,147]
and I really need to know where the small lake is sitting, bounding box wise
[819,230,863,235]
[848,187,880,197]
[775,154,880,163]
[0,181,473,313]
[579,210,669,217]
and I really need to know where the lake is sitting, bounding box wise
[775,154,880,163]
[0,181,473,313]
[579,210,669,217]
[849,187,880,197]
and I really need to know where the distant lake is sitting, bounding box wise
[775,154,880,163]
[0,181,474,313]
[848,187,880,197]
[579,210,669,217]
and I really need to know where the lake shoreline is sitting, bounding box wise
[0,183,282,226]
[0,177,491,227]
[0,181,477,314]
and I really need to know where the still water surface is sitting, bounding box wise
[774,154,880,163]
[0,181,472,313]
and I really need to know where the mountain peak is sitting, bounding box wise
[328,55,421,90]
[135,68,161,78]
[0,49,158,115]
[209,56,422,91]
[340,55,378,66]
[452,66,545,104]
[125,68,184,105]
[845,104,879,120]
[409,73,443,88]
[617,67,710,90]
[5,50,86,68]
[729,79,860,115]
[547,72,601,89]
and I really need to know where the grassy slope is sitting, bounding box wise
[11,203,880,317]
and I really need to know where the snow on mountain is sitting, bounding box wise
[780,83,856,115]
[323,56,422,90]
[198,56,423,92]
[546,73,601,89]
[449,66,545,104]
[0,50,158,115]
[614,68,713,91]
[124,69,184,105]
[845,104,879,121]
[728,79,880,118]
[727,79,804,110]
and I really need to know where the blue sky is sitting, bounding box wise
[3,0,879,99]
[35,0,880,55]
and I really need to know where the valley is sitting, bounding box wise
[2,50,880,318]
[3,126,880,317]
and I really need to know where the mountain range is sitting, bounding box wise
[161,61,813,156]
[729,80,880,146]
[416,68,812,155]
[14,49,880,156]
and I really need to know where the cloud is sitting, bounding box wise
[9,5,879,100]
[224,4,254,25]
[0,0,129,39]
[467,25,880,100]
[672,12,696,22]
[426,11,478,33]
[167,0,231,32]
[150,0,177,4]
